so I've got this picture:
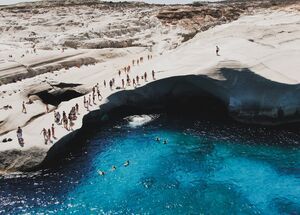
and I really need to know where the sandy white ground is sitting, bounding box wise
[0,8,300,155]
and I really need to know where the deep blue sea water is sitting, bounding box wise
[0,115,300,214]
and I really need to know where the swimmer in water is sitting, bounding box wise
[111,165,117,171]
[124,160,130,167]
[98,170,105,176]
[163,140,168,144]
[156,137,160,142]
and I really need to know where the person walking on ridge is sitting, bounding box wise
[22,101,27,114]
[216,45,220,56]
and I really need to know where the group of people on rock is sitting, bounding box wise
[84,84,102,111]
[41,125,55,145]
[15,53,156,147]
[115,55,156,90]
[39,103,80,144]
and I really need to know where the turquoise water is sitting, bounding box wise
[1,115,300,214]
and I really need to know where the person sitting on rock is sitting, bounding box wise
[26,98,33,104]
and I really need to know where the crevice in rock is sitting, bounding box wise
[32,89,84,106]
[52,83,82,89]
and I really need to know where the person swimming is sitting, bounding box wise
[98,170,105,176]
[156,137,160,142]
[163,140,168,144]
[111,165,117,171]
[124,160,130,167]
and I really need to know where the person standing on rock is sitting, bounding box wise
[152,70,155,80]
[17,127,24,147]
[55,111,61,124]
[46,104,49,113]
[127,75,131,86]
[121,79,125,89]
[118,70,121,77]
[97,89,102,101]
[109,80,113,90]
[62,111,68,130]
[68,113,74,131]
[83,96,87,108]
[88,94,92,106]
[84,96,89,111]
[104,80,106,88]
[133,78,136,87]
[136,75,139,85]
[144,72,148,82]
[75,103,79,115]
[216,45,220,56]
[92,92,96,105]
[48,128,52,143]
[22,101,27,114]
[41,128,48,144]
[51,124,56,139]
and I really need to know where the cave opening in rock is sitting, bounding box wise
[34,90,84,106]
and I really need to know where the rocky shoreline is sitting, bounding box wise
[0,0,299,173]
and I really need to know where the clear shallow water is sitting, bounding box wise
[1,115,300,214]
